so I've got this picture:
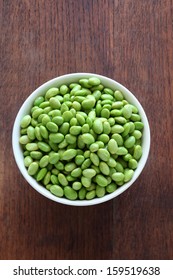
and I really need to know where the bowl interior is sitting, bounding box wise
[12,73,150,206]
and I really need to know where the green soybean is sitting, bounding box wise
[58,173,68,186]
[38,142,51,152]
[61,149,77,160]
[96,174,108,187]
[88,77,100,86]
[20,115,31,128]
[99,162,110,175]
[106,183,117,193]
[27,126,35,140]
[64,186,78,200]
[28,162,39,175]
[82,168,96,178]
[50,185,64,197]
[112,172,124,182]
[36,168,47,181]
[96,185,106,198]
[107,139,118,154]
[45,88,59,99]
[79,187,87,200]
[93,119,103,134]
[19,135,30,145]
[124,169,134,182]
[30,151,43,160]
[90,153,100,166]
[124,136,136,149]
[24,156,33,167]
[86,190,96,200]
[97,149,110,162]
[133,145,142,160]
[81,133,95,145]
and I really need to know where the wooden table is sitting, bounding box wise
[1,0,173,260]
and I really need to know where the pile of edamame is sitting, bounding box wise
[19,77,143,200]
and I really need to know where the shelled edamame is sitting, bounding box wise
[19,77,144,200]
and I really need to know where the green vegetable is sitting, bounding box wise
[19,76,144,200]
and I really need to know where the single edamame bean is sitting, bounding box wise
[106,183,117,193]
[88,77,101,86]
[86,190,96,200]
[82,168,96,178]
[34,96,44,106]
[40,125,49,139]
[89,143,99,153]
[60,85,69,95]
[39,155,49,168]
[50,185,64,197]
[38,142,51,152]
[49,152,60,164]
[70,126,81,135]
[46,122,58,133]
[79,187,87,200]
[116,147,128,155]
[107,157,117,168]
[49,133,64,144]
[96,185,106,198]
[19,135,30,145]
[93,119,103,134]
[72,182,82,190]
[111,124,124,134]
[64,186,77,200]
[81,133,95,145]
[97,149,110,162]
[30,151,43,160]
[81,158,92,169]
[75,155,85,165]
[114,90,124,101]
[124,136,136,149]
[26,143,38,151]
[99,162,110,175]
[20,115,31,128]
[27,126,35,140]
[36,168,47,181]
[24,156,33,167]
[58,173,68,186]
[82,95,96,110]
[71,167,82,178]
[122,104,132,119]
[132,130,142,139]
[103,121,111,134]
[96,174,108,187]
[81,176,91,188]
[45,88,59,99]
[90,153,100,166]
[61,149,77,160]
[124,169,134,182]
[134,121,144,130]
[97,134,109,144]
[112,172,124,182]
[43,171,51,185]
[133,145,142,160]
[107,139,118,154]
[28,162,39,175]
[128,159,138,169]
[49,97,61,109]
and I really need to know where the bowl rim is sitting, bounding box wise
[12,72,150,206]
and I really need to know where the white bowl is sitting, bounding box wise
[12,73,150,206]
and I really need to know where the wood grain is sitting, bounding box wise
[0,0,173,260]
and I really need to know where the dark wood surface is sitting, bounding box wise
[1,0,173,260]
